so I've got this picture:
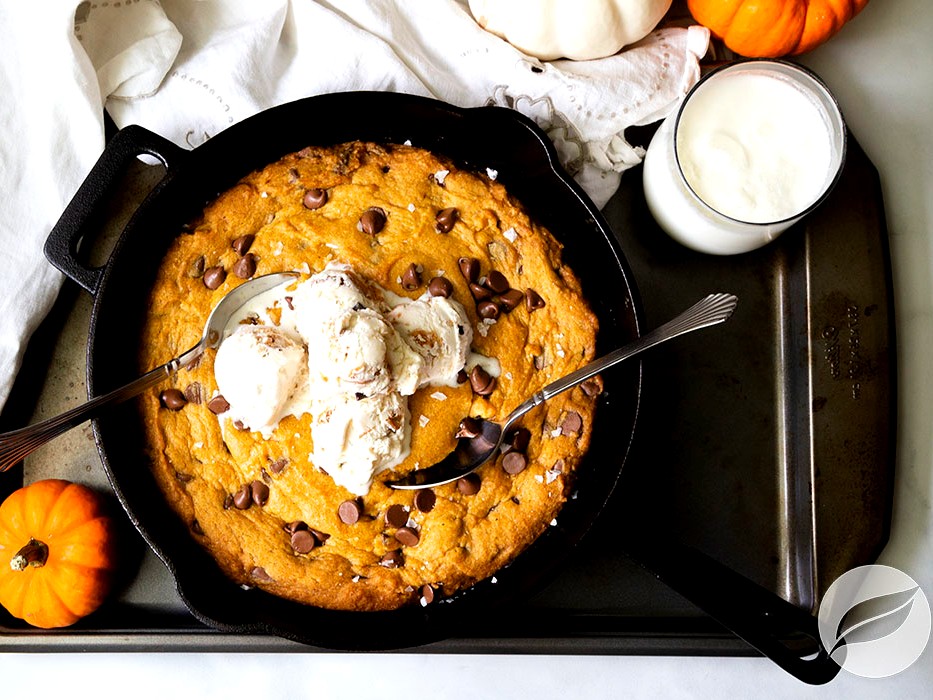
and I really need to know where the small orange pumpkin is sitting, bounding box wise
[0,479,118,628]
[687,0,870,57]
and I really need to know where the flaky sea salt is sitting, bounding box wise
[430,391,447,401]
[434,169,449,185]
[407,203,416,212]
[550,427,563,438]
[503,227,517,242]
[486,167,498,180]
[419,415,430,427]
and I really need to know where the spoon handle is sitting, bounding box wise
[0,348,199,474]
[524,293,738,413]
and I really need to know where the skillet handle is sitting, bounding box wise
[44,125,186,295]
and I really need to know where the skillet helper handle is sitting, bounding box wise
[44,125,186,295]
[622,530,840,685]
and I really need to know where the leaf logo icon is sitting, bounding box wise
[829,586,920,657]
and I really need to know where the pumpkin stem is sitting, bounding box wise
[10,538,49,571]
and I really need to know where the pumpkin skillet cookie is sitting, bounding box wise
[138,141,602,611]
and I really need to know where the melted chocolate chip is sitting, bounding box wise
[427,276,453,298]
[160,388,187,410]
[385,503,410,528]
[499,288,524,312]
[458,256,480,283]
[401,263,422,290]
[469,365,496,396]
[269,457,289,474]
[233,253,257,279]
[232,485,252,510]
[457,472,482,495]
[435,207,459,233]
[580,379,601,397]
[187,255,205,278]
[469,282,492,301]
[303,188,328,209]
[395,526,420,547]
[202,265,226,290]
[358,207,387,234]
[420,584,435,605]
[501,451,528,475]
[525,288,546,312]
[455,416,482,439]
[338,499,363,524]
[561,411,583,435]
[251,567,273,582]
[250,480,270,506]
[456,368,469,384]
[477,300,500,320]
[502,426,531,454]
[290,529,316,554]
[208,395,230,414]
[484,270,510,294]
[380,549,404,568]
[414,489,436,513]
[231,234,254,256]
[183,382,203,404]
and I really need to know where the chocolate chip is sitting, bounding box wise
[401,263,422,290]
[269,457,289,474]
[502,426,531,454]
[183,382,203,404]
[580,379,601,397]
[338,499,363,524]
[380,549,404,568]
[284,520,307,534]
[435,207,459,233]
[251,566,273,582]
[477,300,500,320]
[525,288,546,312]
[203,265,226,290]
[231,234,254,256]
[395,526,420,547]
[458,256,480,283]
[191,519,204,536]
[455,416,482,439]
[310,528,330,544]
[233,252,257,279]
[303,188,328,209]
[385,503,410,528]
[456,368,469,384]
[499,288,524,312]
[208,395,230,414]
[250,480,269,506]
[233,485,252,510]
[414,489,436,513]
[233,420,247,431]
[469,365,496,396]
[484,270,510,294]
[160,388,187,410]
[187,255,205,278]
[469,282,492,301]
[501,451,528,475]
[427,276,453,298]
[561,411,583,435]
[358,206,387,234]
[457,473,481,495]
[290,529,316,554]
[420,584,435,605]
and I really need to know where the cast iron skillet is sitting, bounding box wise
[43,92,643,650]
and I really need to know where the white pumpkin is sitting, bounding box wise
[468,0,672,61]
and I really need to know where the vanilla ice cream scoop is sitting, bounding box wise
[311,391,411,495]
[213,325,307,436]
[389,295,473,386]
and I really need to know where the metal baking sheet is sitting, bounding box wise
[0,133,893,654]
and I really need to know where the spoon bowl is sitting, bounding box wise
[389,292,738,489]
[0,271,299,473]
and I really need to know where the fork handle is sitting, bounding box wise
[0,349,196,474]
[509,293,739,425]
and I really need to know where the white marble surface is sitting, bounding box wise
[2,0,931,696]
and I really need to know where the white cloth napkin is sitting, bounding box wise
[0,0,708,412]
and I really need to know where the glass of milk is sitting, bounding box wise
[642,60,846,255]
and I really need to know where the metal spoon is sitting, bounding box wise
[389,292,738,490]
[0,271,300,473]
